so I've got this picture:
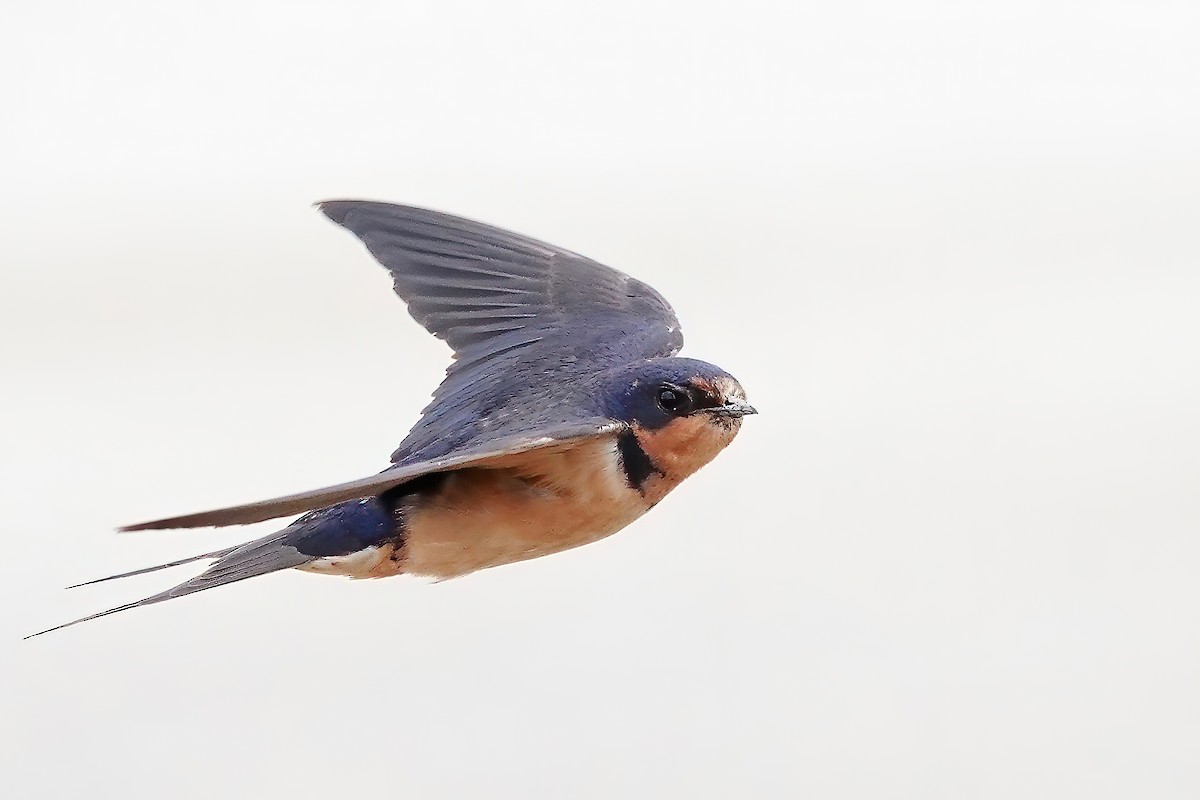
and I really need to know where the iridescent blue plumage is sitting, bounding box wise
[598,358,738,430]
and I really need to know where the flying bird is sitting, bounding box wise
[29,201,755,637]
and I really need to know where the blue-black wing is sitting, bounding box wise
[122,203,680,531]
[318,201,683,464]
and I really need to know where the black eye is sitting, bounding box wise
[656,385,692,415]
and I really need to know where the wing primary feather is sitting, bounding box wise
[119,422,622,531]
[117,468,419,531]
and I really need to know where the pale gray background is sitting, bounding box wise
[3,2,1198,798]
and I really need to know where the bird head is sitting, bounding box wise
[601,357,756,429]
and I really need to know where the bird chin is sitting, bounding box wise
[697,410,745,434]
[708,415,742,433]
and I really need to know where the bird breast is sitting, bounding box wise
[398,436,653,579]
[302,416,741,582]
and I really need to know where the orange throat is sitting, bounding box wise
[632,414,742,505]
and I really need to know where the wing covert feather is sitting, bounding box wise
[318,200,683,360]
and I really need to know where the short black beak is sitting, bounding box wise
[708,400,758,419]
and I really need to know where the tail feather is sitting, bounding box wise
[26,534,315,639]
[25,589,190,639]
[27,496,403,639]
[65,547,239,589]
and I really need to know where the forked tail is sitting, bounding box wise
[26,497,401,638]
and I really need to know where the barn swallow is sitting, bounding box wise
[28,201,755,637]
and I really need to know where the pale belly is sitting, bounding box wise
[398,436,652,579]
[299,416,741,581]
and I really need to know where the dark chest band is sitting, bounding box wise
[617,430,662,493]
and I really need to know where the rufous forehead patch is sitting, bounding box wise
[691,375,745,404]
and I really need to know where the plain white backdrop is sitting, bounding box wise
[3,2,1198,797]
